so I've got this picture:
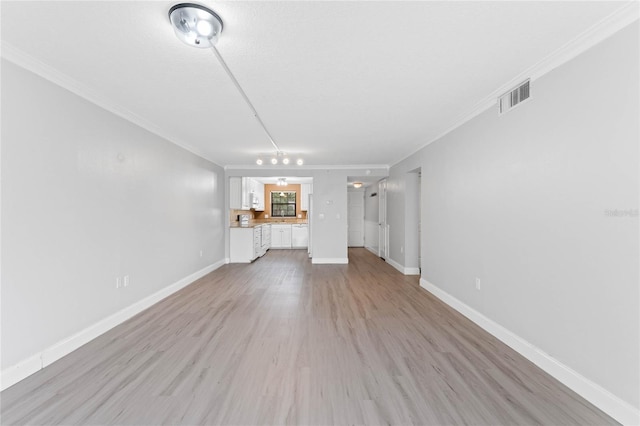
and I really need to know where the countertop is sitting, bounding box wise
[230,221,308,229]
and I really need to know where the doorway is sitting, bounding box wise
[348,191,365,247]
[405,169,421,275]
[378,179,388,259]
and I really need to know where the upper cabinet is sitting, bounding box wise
[230,177,265,211]
[300,183,312,211]
[230,177,246,210]
[250,179,265,211]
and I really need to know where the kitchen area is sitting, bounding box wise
[229,177,312,263]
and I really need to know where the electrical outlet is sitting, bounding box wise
[200,250,203,257]
[123,275,129,287]
[400,246,404,254]
[116,277,121,289]
[475,277,481,290]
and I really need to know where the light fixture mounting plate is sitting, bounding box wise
[169,3,223,48]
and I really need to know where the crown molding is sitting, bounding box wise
[224,164,390,171]
[1,41,222,168]
[392,1,639,168]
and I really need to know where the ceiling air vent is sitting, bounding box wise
[498,80,530,115]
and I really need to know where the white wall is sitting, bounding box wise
[1,60,226,376]
[364,185,379,254]
[388,22,639,419]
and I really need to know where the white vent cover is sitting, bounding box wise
[498,80,530,115]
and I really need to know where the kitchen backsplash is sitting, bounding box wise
[230,209,307,224]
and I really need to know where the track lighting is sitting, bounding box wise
[255,152,303,166]
[169,4,307,166]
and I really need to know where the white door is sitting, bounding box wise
[378,180,388,259]
[348,191,365,247]
[308,195,313,258]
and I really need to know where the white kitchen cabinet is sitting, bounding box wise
[252,180,265,211]
[230,177,250,210]
[262,224,271,250]
[271,224,292,249]
[230,226,258,262]
[301,183,312,211]
[291,224,308,248]
[231,225,270,262]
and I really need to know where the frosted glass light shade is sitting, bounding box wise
[169,3,223,48]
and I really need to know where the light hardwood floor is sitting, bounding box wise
[1,249,616,425]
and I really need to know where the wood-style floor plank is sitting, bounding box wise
[1,248,616,425]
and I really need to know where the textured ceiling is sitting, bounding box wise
[0,1,629,167]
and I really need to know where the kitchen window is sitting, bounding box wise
[271,191,296,217]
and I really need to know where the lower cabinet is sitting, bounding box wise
[271,224,292,249]
[230,225,271,263]
[230,227,258,263]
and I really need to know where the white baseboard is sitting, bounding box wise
[1,259,226,391]
[385,257,420,275]
[420,278,640,426]
[311,257,349,264]
[365,246,379,256]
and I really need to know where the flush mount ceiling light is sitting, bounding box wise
[353,182,363,189]
[168,4,223,48]
[168,4,303,166]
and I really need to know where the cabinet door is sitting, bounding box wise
[256,181,265,211]
[281,227,292,248]
[271,227,282,248]
[241,177,250,210]
[251,180,265,211]
[300,184,309,211]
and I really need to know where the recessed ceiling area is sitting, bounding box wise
[0,1,629,167]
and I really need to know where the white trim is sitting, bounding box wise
[386,257,404,273]
[420,278,640,426]
[365,246,379,256]
[0,259,226,391]
[311,257,349,264]
[392,2,640,168]
[0,354,41,393]
[224,164,389,171]
[0,42,221,168]
[404,267,420,276]
[385,257,420,275]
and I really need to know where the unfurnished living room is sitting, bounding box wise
[1,1,638,425]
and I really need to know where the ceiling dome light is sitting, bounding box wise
[196,19,214,37]
[169,3,223,48]
[271,157,278,165]
[256,158,263,165]
[296,158,304,166]
[353,182,363,189]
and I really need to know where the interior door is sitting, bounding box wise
[378,179,388,259]
[348,191,365,247]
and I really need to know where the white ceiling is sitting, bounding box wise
[1,1,630,167]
